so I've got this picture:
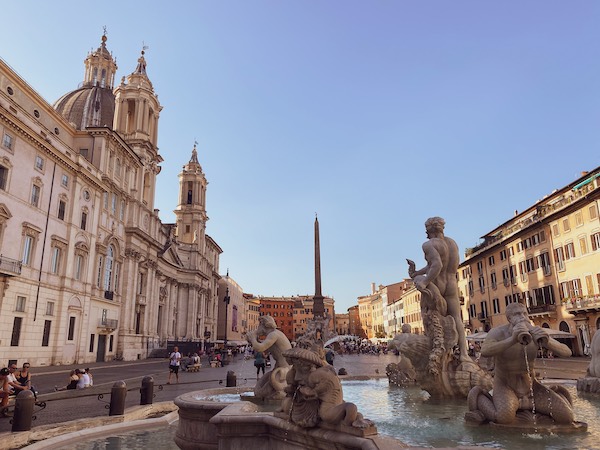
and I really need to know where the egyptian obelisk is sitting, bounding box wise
[313,215,325,318]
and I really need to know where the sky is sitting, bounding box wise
[2,2,600,312]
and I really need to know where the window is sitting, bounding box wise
[564,242,576,259]
[508,246,515,257]
[67,316,76,340]
[590,204,598,221]
[478,275,485,293]
[579,237,588,255]
[15,296,26,312]
[50,246,61,274]
[500,249,507,261]
[575,212,584,227]
[22,235,34,265]
[111,193,117,215]
[0,165,8,190]
[81,211,87,230]
[89,334,95,352]
[103,192,109,209]
[492,298,500,315]
[58,200,66,220]
[480,301,488,318]
[490,272,497,289]
[61,174,69,187]
[42,320,51,347]
[2,133,14,150]
[80,148,89,159]
[477,261,483,274]
[488,255,495,266]
[11,317,22,346]
[35,155,44,171]
[538,252,551,275]
[109,335,114,352]
[563,218,571,233]
[74,254,84,281]
[469,304,477,318]
[119,200,125,221]
[552,224,560,237]
[554,247,565,270]
[103,245,115,291]
[31,184,41,207]
[46,301,54,316]
[96,255,103,288]
[592,232,600,251]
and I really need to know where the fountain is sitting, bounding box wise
[173,216,588,449]
[388,217,493,397]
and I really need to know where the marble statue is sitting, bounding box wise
[466,302,579,428]
[280,346,374,432]
[577,329,600,393]
[245,315,291,400]
[403,217,490,397]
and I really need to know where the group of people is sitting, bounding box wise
[55,368,93,391]
[0,362,37,407]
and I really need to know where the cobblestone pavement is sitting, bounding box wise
[0,353,590,435]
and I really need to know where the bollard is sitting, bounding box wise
[226,370,236,387]
[140,376,154,405]
[109,380,127,416]
[12,390,35,432]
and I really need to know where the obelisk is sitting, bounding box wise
[313,215,325,318]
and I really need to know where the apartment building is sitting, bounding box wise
[461,168,600,355]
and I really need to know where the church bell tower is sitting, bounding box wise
[174,143,208,244]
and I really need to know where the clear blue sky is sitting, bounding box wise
[2,2,599,312]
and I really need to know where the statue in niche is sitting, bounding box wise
[404,217,491,398]
[466,302,581,429]
[245,315,291,400]
[280,346,374,432]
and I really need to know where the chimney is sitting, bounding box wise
[371,282,376,295]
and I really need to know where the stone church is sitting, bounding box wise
[0,33,222,366]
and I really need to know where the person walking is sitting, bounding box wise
[167,346,182,384]
[254,351,266,378]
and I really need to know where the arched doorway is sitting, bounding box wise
[558,320,575,354]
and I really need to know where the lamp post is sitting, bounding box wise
[223,286,230,347]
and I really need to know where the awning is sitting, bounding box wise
[548,330,576,339]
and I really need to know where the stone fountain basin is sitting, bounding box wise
[174,387,406,450]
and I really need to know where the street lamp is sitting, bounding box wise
[223,286,230,347]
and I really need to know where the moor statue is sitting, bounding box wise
[245,315,291,400]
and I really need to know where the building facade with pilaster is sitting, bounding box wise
[0,34,221,366]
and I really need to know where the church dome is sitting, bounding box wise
[54,86,115,130]
[53,33,117,130]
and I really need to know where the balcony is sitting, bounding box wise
[564,296,600,315]
[527,304,557,317]
[98,318,118,330]
[0,255,22,276]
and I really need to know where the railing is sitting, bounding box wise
[99,318,118,329]
[0,255,22,276]
[527,304,557,314]
[564,296,600,311]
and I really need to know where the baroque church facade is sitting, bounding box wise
[0,34,222,366]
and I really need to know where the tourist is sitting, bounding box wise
[254,351,266,377]
[14,362,37,399]
[76,369,90,389]
[167,346,181,384]
[85,368,94,386]
[0,368,10,408]
[325,348,335,365]
[55,370,79,391]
